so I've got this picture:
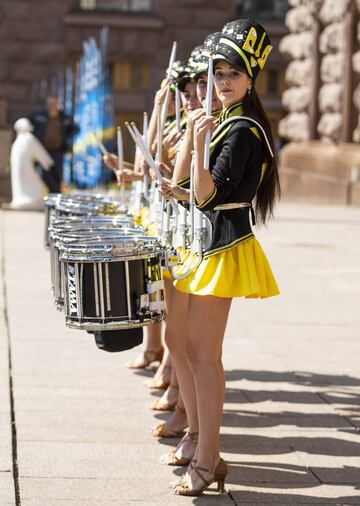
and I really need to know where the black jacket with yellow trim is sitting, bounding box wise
[197,119,266,257]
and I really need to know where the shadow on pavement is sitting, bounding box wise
[219,370,360,504]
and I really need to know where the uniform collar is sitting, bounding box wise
[219,101,244,123]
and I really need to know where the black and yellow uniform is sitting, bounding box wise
[174,103,279,298]
[176,107,222,190]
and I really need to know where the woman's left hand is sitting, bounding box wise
[158,178,189,201]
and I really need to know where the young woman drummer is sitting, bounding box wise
[160,19,280,496]
[152,32,225,459]
[118,74,182,374]
[150,53,204,432]
[141,62,200,396]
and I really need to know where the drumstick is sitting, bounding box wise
[133,121,178,212]
[161,87,170,132]
[203,53,213,170]
[143,112,149,147]
[189,152,195,243]
[143,112,149,198]
[175,85,181,133]
[167,41,177,81]
[92,132,108,156]
[117,126,124,172]
[160,42,177,129]
[128,122,162,180]
[126,122,179,215]
[117,126,126,202]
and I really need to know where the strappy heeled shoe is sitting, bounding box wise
[173,458,228,496]
[160,431,198,465]
[146,365,171,389]
[151,406,187,438]
[170,459,197,489]
[126,348,163,369]
[151,386,178,411]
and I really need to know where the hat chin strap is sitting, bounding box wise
[211,115,274,158]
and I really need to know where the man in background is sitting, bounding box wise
[29,96,77,193]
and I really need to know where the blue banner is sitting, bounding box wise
[72,27,115,189]
[63,66,74,186]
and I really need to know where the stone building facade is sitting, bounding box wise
[0,0,288,199]
[278,0,360,206]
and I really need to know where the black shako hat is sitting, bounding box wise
[214,19,272,80]
[178,45,203,91]
[191,32,222,79]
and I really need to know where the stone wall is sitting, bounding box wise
[0,0,234,128]
[278,0,317,142]
[0,0,78,125]
[317,0,351,143]
[352,0,360,140]
[279,0,360,144]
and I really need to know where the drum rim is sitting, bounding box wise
[60,251,160,263]
[65,313,165,330]
[50,228,143,241]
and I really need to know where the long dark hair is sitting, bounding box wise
[243,87,281,225]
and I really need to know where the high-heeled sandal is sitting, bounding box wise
[169,459,197,489]
[151,406,187,438]
[126,348,163,369]
[160,431,198,465]
[173,458,228,496]
[146,365,171,389]
[151,385,178,411]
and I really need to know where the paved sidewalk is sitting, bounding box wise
[0,203,360,505]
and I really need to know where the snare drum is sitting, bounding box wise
[49,227,141,310]
[44,193,125,247]
[60,235,165,331]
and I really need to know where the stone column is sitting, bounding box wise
[317,0,352,143]
[351,0,360,142]
[278,0,319,142]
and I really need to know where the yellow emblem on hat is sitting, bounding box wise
[242,25,272,70]
[258,45,273,69]
[242,26,258,54]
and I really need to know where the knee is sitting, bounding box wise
[186,342,222,371]
[164,327,186,356]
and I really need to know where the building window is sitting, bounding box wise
[80,0,152,12]
[235,0,289,20]
[112,61,149,91]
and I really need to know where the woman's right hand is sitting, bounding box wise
[103,153,118,172]
[154,81,170,107]
[158,177,189,201]
[163,130,182,152]
[186,108,207,134]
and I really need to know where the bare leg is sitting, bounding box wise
[152,283,197,437]
[146,278,175,387]
[154,285,198,450]
[126,322,163,369]
[174,294,231,492]
[152,363,178,410]
[164,285,199,433]
[146,346,171,389]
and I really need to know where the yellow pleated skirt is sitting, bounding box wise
[173,237,279,298]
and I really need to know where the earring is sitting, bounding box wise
[247,87,252,95]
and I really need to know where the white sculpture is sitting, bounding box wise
[10,118,54,210]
